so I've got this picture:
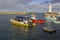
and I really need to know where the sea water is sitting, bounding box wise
[0,13,60,40]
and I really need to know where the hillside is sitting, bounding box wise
[0,12,27,14]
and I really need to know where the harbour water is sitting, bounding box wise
[0,13,60,40]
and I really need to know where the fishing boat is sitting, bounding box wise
[52,13,60,24]
[10,16,36,27]
[31,13,45,24]
[10,13,45,27]
[10,19,36,27]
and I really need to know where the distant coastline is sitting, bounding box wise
[0,12,27,14]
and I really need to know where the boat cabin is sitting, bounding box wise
[15,16,29,21]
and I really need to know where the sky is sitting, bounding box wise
[0,0,60,12]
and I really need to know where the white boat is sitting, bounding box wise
[53,21,60,24]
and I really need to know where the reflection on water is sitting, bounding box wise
[12,25,36,32]
[11,24,37,40]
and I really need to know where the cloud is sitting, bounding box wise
[44,0,60,3]
[0,0,32,9]
[52,0,60,3]
[0,3,60,13]
[0,0,60,13]
[22,3,60,13]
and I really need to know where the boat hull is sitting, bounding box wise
[53,21,60,24]
[10,19,36,27]
[43,27,56,33]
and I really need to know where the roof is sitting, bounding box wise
[15,16,29,19]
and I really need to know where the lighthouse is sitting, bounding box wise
[48,3,52,12]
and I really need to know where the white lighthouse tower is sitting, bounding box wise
[48,3,52,12]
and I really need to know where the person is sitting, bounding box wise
[31,13,36,20]
[28,20,33,27]
[23,16,28,24]
[23,19,28,24]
